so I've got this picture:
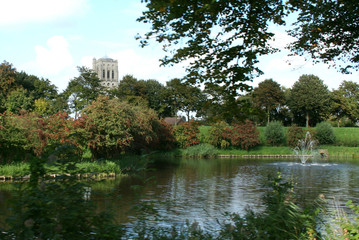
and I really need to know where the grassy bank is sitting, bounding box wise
[0,160,123,179]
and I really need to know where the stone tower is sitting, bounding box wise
[92,56,119,89]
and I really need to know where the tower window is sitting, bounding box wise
[107,70,110,79]
[112,70,114,79]
[102,70,105,78]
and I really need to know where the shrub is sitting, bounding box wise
[206,121,230,149]
[182,143,217,158]
[173,120,200,148]
[287,124,304,148]
[265,121,285,146]
[228,120,260,150]
[150,120,176,151]
[84,96,166,159]
[316,121,336,144]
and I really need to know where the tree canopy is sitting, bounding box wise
[252,79,285,124]
[138,0,359,94]
[288,0,359,73]
[288,74,331,127]
[137,0,286,95]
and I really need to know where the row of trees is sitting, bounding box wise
[1,60,359,128]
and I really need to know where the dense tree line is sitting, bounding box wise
[1,60,359,129]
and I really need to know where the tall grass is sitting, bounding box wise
[0,163,30,177]
[182,143,218,158]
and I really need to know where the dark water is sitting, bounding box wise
[1,158,359,231]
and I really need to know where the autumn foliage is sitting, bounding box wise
[173,120,200,148]
[227,120,261,150]
[83,96,175,159]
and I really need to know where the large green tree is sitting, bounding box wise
[331,80,359,126]
[64,67,104,118]
[113,75,175,118]
[166,78,206,121]
[288,74,331,127]
[288,0,359,73]
[138,0,286,95]
[138,1,359,94]
[252,79,285,124]
[5,88,34,114]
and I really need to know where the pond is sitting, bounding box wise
[1,157,359,233]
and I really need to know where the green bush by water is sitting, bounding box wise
[265,121,285,146]
[316,121,336,144]
[182,143,218,158]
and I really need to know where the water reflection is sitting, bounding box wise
[89,158,359,230]
[1,158,359,231]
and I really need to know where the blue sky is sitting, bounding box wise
[1,0,358,92]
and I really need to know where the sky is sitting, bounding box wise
[1,0,358,93]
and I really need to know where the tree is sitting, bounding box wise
[166,78,206,121]
[5,88,34,114]
[64,67,104,118]
[0,61,17,112]
[113,75,175,118]
[138,0,286,96]
[288,74,331,127]
[252,79,285,124]
[288,0,359,73]
[139,1,359,95]
[331,80,359,126]
[83,96,171,159]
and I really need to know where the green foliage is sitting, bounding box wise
[228,120,261,150]
[138,1,287,96]
[331,81,359,125]
[5,88,34,114]
[288,0,359,73]
[182,143,217,158]
[252,79,285,124]
[289,74,331,127]
[287,124,304,148]
[64,66,104,118]
[205,121,230,149]
[0,111,86,162]
[265,121,285,146]
[173,120,200,148]
[337,201,359,239]
[84,96,171,159]
[316,121,336,145]
[4,146,123,240]
[0,61,16,113]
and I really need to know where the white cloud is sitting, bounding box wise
[0,0,88,26]
[20,36,76,91]
[35,36,74,75]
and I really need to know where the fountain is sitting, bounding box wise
[293,132,318,164]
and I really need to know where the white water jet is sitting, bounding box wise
[293,132,318,164]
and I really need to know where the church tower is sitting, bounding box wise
[92,56,119,89]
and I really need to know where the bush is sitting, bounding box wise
[287,124,304,148]
[228,120,260,150]
[84,96,168,159]
[173,120,200,148]
[182,143,217,158]
[206,121,230,149]
[316,121,336,144]
[265,121,285,146]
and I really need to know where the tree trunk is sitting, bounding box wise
[306,112,310,128]
[267,108,270,125]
